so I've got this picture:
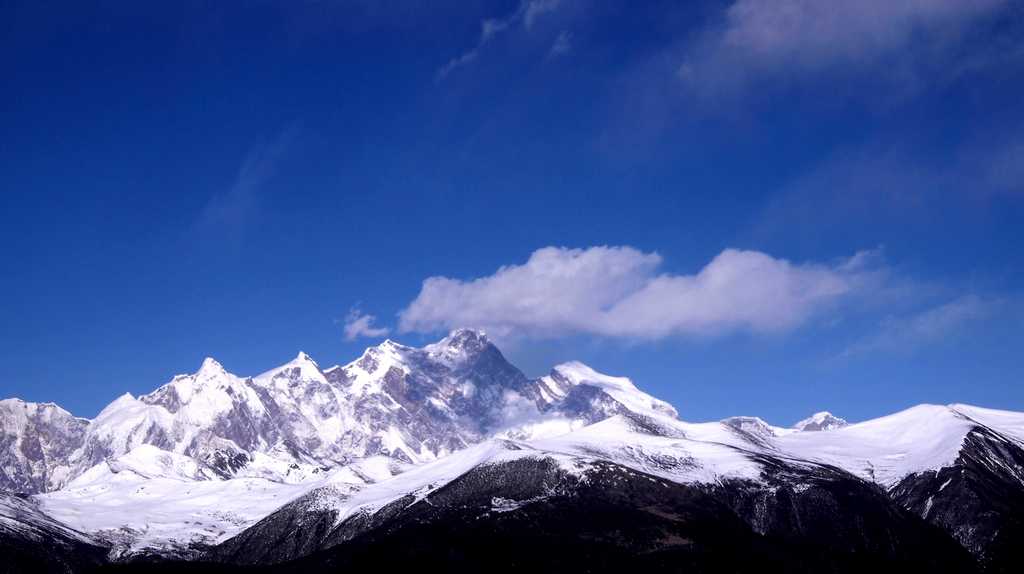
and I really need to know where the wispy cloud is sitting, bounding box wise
[841,295,999,357]
[342,307,390,341]
[678,0,1008,97]
[398,245,888,341]
[196,124,300,239]
[524,0,560,31]
[548,30,572,58]
[755,135,1024,243]
[436,0,563,81]
[983,140,1024,196]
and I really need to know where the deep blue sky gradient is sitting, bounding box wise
[1,1,1022,424]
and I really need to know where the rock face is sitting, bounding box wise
[890,426,1024,572]
[0,400,87,494]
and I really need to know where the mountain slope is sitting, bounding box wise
[889,419,1024,572]
[236,448,975,574]
[1,491,107,573]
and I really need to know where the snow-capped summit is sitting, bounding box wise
[197,356,226,375]
[420,329,501,372]
[721,416,792,441]
[141,358,267,427]
[541,361,679,420]
[255,351,323,382]
[793,411,848,432]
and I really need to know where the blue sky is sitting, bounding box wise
[1,0,1022,424]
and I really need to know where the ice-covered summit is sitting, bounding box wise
[540,361,679,420]
[422,328,494,367]
[793,411,848,432]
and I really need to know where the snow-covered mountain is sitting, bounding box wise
[4,330,691,555]
[3,330,626,496]
[2,329,1024,572]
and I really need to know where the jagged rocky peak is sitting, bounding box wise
[423,328,496,367]
[0,398,82,424]
[439,328,490,351]
[289,350,323,373]
[167,356,228,382]
[255,350,326,384]
[793,411,848,432]
[140,356,243,413]
[343,329,513,392]
[199,355,225,372]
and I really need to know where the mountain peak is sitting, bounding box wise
[284,350,322,375]
[422,329,494,367]
[548,362,634,388]
[793,411,848,432]
[436,328,489,352]
[548,361,679,420]
[0,397,77,420]
[95,392,142,420]
[722,416,780,439]
[197,357,226,376]
[252,351,327,384]
[446,328,488,343]
[379,339,407,350]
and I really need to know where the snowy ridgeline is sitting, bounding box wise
[2,328,1024,557]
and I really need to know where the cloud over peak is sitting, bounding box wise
[398,245,884,340]
[343,308,390,341]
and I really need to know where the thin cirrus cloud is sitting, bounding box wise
[549,30,572,58]
[435,0,562,81]
[753,135,1024,243]
[841,295,999,357]
[342,308,391,341]
[196,124,300,240]
[397,245,886,341]
[678,0,1007,94]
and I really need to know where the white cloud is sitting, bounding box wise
[343,308,390,341]
[842,295,998,356]
[398,245,884,340]
[436,0,563,81]
[680,0,1006,94]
